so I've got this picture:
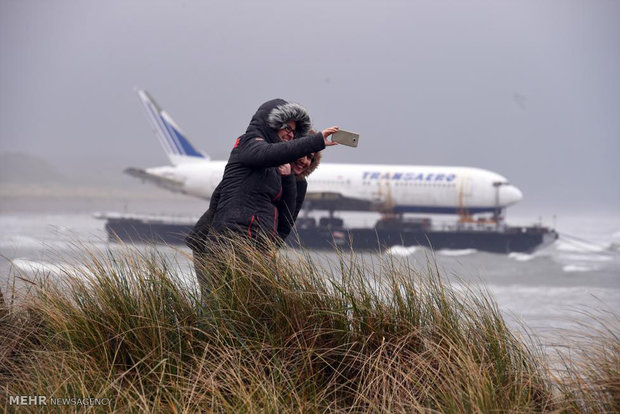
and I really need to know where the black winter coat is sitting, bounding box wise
[276,179,308,242]
[186,175,307,253]
[208,99,324,243]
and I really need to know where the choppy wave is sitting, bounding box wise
[10,258,197,290]
[508,252,537,262]
[562,264,597,273]
[555,239,608,253]
[559,253,613,263]
[483,284,620,318]
[0,235,106,251]
[11,258,83,276]
[0,235,45,249]
[437,249,477,257]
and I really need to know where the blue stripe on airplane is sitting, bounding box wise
[393,206,498,214]
[159,113,183,154]
[145,102,179,155]
[169,124,204,157]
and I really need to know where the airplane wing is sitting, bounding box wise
[124,167,186,194]
[304,191,376,211]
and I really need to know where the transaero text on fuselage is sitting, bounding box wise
[362,172,457,182]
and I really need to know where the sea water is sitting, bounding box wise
[1,194,618,348]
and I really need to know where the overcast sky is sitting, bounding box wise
[1,0,618,216]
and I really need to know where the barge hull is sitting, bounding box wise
[104,217,557,254]
[287,227,556,253]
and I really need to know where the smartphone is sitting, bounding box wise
[331,130,359,147]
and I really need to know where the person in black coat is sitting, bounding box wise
[211,99,336,243]
[189,99,336,294]
[275,143,322,242]
[186,149,322,254]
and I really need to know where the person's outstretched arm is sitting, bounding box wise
[236,127,338,168]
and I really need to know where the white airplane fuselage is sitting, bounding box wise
[143,160,523,215]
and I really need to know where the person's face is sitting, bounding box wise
[277,120,296,142]
[292,153,314,175]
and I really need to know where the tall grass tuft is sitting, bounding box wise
[552,311,620,413]
[1,237,617,412]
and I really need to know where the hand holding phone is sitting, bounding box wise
[331,130,359,147]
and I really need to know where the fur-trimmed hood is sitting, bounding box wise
[267,102,311,138]
[244,99,312,144]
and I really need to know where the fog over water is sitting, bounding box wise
[1,0,619,219]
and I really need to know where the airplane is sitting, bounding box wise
[126,90,523,224]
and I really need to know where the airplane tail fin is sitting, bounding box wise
[136,89,209,165]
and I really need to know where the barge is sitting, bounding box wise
[95,213,558,254]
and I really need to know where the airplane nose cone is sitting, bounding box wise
[500,185,523,206]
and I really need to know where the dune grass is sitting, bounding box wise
[550,310,620,413]
[1,238,618,412]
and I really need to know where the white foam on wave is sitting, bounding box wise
[10,258,198,291]
[385,245,419,256]
[559,253,613,263]
[0,234,97,251]
[562,264,597,273]
[508,252,536,262]
[437,249,477,257]
[12,258,68,275]
[555,240,608,253]
[11,258,92,277]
